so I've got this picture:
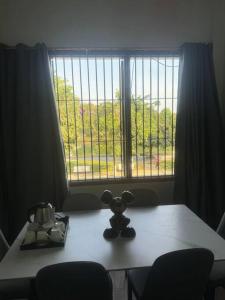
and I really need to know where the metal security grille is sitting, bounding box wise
[130,56,179,177]
[49,51,179,182]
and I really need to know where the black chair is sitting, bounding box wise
[0,230,33,300]
[127,248,214,300]
[205,212,225,300]
[128,189,158,207]
[36,261,112,300]
[63,193,102,211]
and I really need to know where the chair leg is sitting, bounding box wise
[205,287,215,300]
[127,278,132,300]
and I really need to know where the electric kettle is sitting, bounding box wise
[27,202,55,227]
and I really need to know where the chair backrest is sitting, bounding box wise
[36,261,112,300]
[217,211,225,239]
[142,248,214,300]
[0,230,9,261]
[128,189,158,207]
[63,193,102,211]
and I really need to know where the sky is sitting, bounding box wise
[50,56,179,112]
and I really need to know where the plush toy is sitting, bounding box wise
[101,190,136,239]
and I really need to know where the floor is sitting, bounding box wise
[110,271,127,300]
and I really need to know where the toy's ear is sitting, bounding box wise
[101,190,113,204]
[121,191,134,203]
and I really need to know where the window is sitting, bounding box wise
[50,51,179,182]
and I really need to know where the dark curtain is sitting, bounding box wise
[0,43,68,242]
[174,43,225,229]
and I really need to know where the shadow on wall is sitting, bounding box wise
[66,180,174,211]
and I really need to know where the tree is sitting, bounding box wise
[53,75,176,173]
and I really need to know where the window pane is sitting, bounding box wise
[50,56,125,181]
[130,56,179,177]
[50,53,179,182]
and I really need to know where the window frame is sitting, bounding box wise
[49,49,180,186]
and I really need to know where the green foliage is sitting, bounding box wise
[131,97,176,155]
[54,76,176,174]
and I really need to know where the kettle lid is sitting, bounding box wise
[38,202,53,208]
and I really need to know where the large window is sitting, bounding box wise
[50,51,179,182]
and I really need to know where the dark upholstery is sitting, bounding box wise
[0,279,32,299]
[127,248,214,300]
[128,189,158,207]
[63,193,101,211]
[36,261,112,300]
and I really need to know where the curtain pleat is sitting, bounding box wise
[174,43,225,229]
[0,44,68,242]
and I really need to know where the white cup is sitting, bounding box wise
[37,231,49,242]
[49,228,64,242]
[55,221,66,232]
[24,230,36,245]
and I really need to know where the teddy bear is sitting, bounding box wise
[101,190,136,239]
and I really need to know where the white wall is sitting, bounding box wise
[1,0,213,48]
[1,0,223,203]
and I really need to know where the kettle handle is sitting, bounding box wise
[27,205,38,223]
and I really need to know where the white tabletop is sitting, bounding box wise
[0,204,225,280]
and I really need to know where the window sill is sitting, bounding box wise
[69,176,174,187]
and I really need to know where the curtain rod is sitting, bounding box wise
[1,45,181,56]
[48,47,181,56]
[48,46,180,51]
[1,45,180,52]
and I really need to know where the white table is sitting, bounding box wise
[0,204,225,280]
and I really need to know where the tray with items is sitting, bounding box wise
[20,215,69,250]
